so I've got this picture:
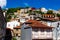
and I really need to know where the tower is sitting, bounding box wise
[0,7,6,40]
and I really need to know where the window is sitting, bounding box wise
[8,24,10,26]
[30,17,32,18]
[44,16,46,18]
[16,24,18,26]
[25,18,28,20]
[52,15,55,18]
[16,29,18,31]
[47,15,49,18]
[33,29,38,32]
[18,19,20,22]
[40,29,44,32]
[16,34,18,36]
[13,25,15,27]
[50,15,51,18]
[49,15,50,18]
[46,29,52,32]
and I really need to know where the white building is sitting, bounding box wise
[7,20,20,29]
[25,20,53,40]
[53,9,60,14]
[40,7,47,13]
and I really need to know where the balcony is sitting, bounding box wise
[32,32,53,39]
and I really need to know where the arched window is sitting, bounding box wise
[33,29,38,32]
[8,24,10,26]
[40,29,44,32]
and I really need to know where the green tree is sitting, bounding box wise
[6,7,21,22]
[34,10,44,14]
[27,10,32,14]
[47,10,53,14]
[7,8,21,15]
[6,15,12,22]
[25,6,29,9]
[12,37,17,40]
[57,14,60,17]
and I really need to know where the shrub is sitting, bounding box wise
[12,37,17,40]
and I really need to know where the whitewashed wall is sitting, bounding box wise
[7,21,20,29]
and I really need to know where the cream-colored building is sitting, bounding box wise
[13,26,21,37]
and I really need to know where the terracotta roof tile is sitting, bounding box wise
[14,26,21,29]
[58,17,60,20]
[43,17,59,21]
[26,20,53,28]
[42,14,59,21]
[31,8,35,10]
[6,28,13,31]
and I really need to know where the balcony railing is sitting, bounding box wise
[32,32,53,39]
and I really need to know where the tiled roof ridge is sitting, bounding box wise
[26,20,54,28]
[13,26,21,29]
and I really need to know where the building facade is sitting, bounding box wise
[25,20,54,40]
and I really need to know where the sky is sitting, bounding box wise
[0,0,60,10]
[0,0,6,8]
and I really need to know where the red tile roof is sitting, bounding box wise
[31,8,36,10]
[42,14,59,21]
[58,17,60,20]
[14,26,21,29]
[25,20,53,29]
[6,28,13,31]
[43,17,59,21]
